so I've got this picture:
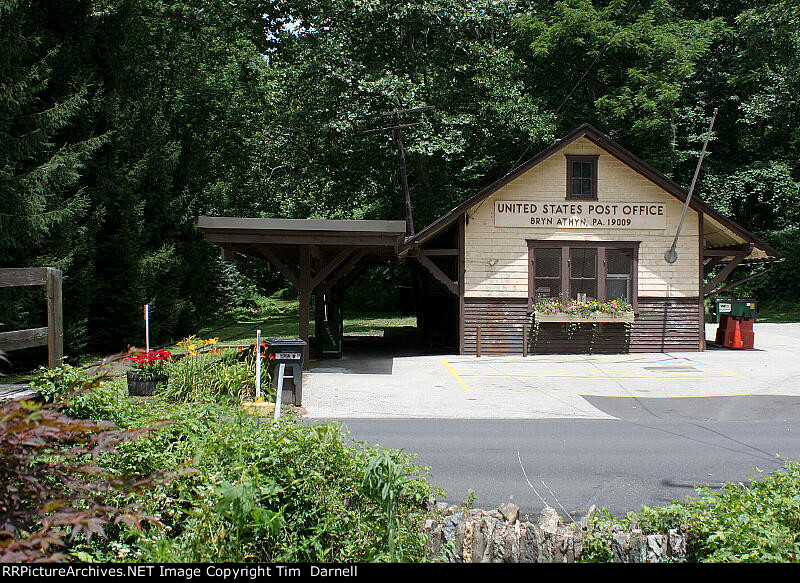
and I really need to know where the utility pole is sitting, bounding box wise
[358,105,434,238]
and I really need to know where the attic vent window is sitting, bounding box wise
[566,155,598,200]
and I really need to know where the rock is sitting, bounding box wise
[668,528,687,562]
[537,506,562,531]
[435,502,449,514]
[629,529,646,563]
[441,512,463,544]
[611,532,629,563]
[646,534,666,563]
[423,520,443,560]
[499,502,521,524]
[521,523,541,563]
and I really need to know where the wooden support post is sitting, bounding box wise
[476,326,481,358]
[314,285,325,359]
[299,245,311,368]
[522,324,528,357]
[46,268,63,368]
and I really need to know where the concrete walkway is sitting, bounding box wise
[302,323,800,420]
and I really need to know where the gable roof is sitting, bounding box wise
[400,124,782,262]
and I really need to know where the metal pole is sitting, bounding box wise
[394,111,414,237]
[255,329,261,401]
[274,363,284,420]
[144,304,150,353]
[665,108,718,263]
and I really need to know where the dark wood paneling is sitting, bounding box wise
[461,296,702,355]
[629,297,702,353]
[463,298,528,355]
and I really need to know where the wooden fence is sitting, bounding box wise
[0,267,63,368]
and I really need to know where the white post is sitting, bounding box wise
[255,329,262,401]
[274,363,284,420]
[144,304,150,353]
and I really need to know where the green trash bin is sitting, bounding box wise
[712,298,758,323]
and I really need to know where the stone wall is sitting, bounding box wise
[423,503,687,563]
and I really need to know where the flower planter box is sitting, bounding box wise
[126,371,168,397]
[534,311,635,324]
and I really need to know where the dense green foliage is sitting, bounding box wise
[582,461,800,562]
[2,0,798,359]
[26,367,437,562]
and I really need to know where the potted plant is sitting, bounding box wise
[124,349,172,396]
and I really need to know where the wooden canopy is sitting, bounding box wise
[198,216,407,365]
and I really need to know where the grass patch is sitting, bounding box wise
[754,301,800,323]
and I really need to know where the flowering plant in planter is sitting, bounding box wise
[124,350,172,396]
[124,349,173,376]
[533,298,634,320]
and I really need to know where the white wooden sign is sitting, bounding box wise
[494,201,667,230]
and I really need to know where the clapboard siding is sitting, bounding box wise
[464,137,700,299]
[462,296,702,355]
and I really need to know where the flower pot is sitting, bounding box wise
[534,311,635,324]
[126,371,168,396]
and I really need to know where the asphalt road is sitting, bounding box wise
[320,399,800,520]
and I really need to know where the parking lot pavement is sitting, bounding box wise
[302,322,800,420]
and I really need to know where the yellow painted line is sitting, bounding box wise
[457,374,733,379]
[582,393,766,399]
[716,367,746,379]
[440,358,473,393]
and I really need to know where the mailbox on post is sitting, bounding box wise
[265,337,306,406]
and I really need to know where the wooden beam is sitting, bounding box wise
[327,251,366,290]
[206,232,402,247]
[311,248,353,290]
[0,327,48,351]
[703,255,725,277]
[46,268,63,368]
[714,265,774,296]
[415,254,458,296]
[0,268,48,288]
[703,251,749,296]
[420,248,459,256]
[257,246,299,288]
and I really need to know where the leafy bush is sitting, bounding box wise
[0,384,168,562]
[582,462,800,562]
[28,368,438,562]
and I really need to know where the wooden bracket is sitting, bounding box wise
[311,248,353,290]
[713,264,774,296]
[257,246,299,289]
[703,245,752,296]
[415,253,458,296]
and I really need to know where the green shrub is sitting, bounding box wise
[582,462,800,563]
[33,375,438,562]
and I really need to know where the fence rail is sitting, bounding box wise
[0,267,63,368]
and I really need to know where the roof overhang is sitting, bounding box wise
[198,216,407,253]
[399,124,784,264]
